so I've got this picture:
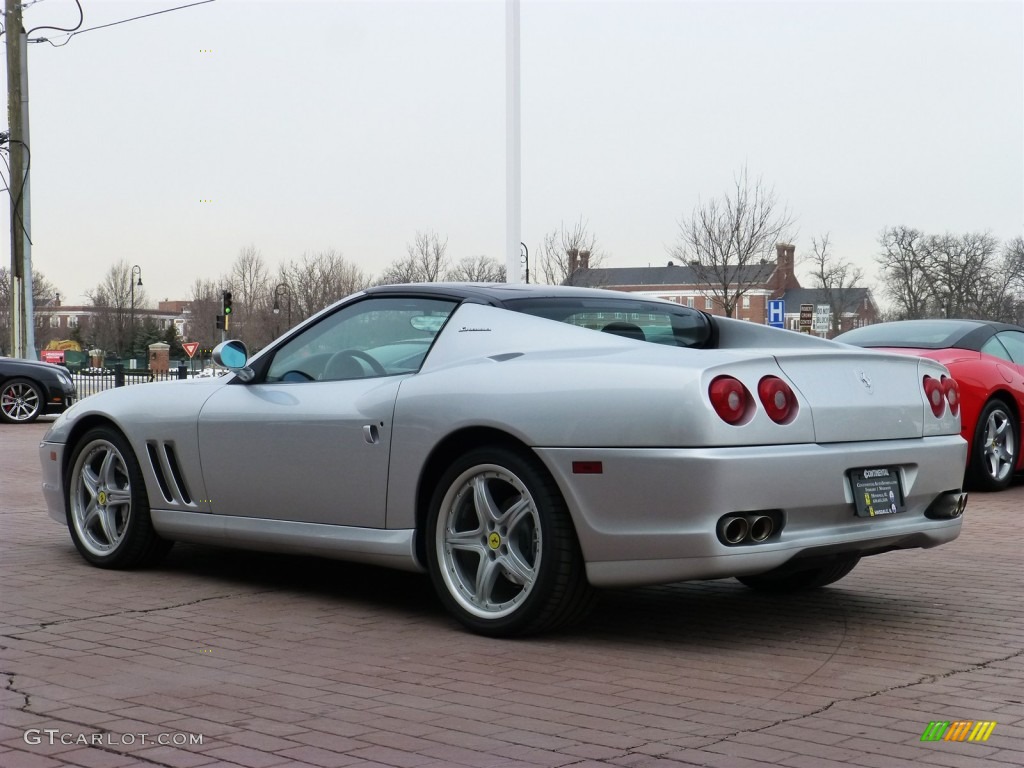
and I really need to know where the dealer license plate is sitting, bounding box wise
[849,467,904,517]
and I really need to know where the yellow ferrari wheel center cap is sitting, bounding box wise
[488,532,501,550]
[97,490,107,505]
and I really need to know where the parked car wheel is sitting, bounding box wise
[0,377,43,423]
[427,447,594,636]
[65,427,172,568]
[968,399,1018,492]
[737,555,861,592]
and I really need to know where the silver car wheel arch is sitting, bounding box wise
[983,406,1016,483]
[69,439,134,557]
[434,463,542,620]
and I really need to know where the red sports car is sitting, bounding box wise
[836,319,1024,491]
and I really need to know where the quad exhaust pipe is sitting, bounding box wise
[717,512,782,546]
[924,491,968,520]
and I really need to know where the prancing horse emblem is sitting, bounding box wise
[857,368,873,394]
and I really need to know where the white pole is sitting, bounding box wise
[505,0,522,283]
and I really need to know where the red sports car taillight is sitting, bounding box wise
[757,376,797,424]
[923,375,945,418]
[941,375,960,417]
[709,376,750,424]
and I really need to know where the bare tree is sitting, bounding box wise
[922,232,1008,320]
[0,267,57,355]
[447,255,506,282]
[186,278,223,350]
[85,260,149,356]
[536,218,605,285]
[378,231,449,284]
[228,245,271,347]
[876,226,932,319]
[279,249,370,324]
[671,167,794,317]
[877,228,1021,321]
[804,234,865,335]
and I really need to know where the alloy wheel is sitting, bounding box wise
[435,464,542,620]
[0,380,41,423]
[69,439,134,557]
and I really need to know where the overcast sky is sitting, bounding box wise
[4,0,1022,307]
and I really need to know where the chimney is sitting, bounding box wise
[579,249,590,270]
[568,248,579,273]
[773,242,800,293]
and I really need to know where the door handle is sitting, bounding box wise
[363,424,380,444]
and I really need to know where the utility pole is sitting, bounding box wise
[5,0,35,359]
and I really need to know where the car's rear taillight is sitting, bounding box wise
[923,375,945,418]
[941,375,960,417]
[709,376,751,424]
[757,376,797,424]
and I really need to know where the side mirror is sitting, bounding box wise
[212,340,254,382]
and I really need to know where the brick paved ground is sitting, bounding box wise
[2,420,1022,768]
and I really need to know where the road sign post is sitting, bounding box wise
[768,299,785,328]
[799,303,813,333]
[814,304,831,335]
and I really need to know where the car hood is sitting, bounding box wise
[42,377,231,444]
[1,356,70,377]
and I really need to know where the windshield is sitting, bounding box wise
[835,320,980,349]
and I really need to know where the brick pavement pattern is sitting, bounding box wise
[2,420,1022,767]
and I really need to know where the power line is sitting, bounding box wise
[26,0,82,37]
[0,149,33,246]
[33,0,216,47]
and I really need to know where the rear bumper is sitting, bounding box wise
[536,435,967,587]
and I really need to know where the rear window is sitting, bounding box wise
[504,297,714,349]
[836,320,979,349]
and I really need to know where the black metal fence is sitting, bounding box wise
[72,364,190,400]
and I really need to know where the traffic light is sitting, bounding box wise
[222,291,233,316]
[215,315,225,330]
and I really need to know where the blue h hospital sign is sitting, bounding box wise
[768,300,785,328]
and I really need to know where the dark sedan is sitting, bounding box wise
[836,319,1024,491]
[0,356,77,424]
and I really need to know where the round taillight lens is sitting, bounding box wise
[923,375,945,418]
[758,376,797,424]
[941,375,960,416]
[709,376,749,424]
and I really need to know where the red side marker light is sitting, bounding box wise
[572,461,603,475]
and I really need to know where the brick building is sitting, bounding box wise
[569,243,878,335]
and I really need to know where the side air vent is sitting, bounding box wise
[164,444,193,505]
[145,440,195,506]
[146,442,174,503]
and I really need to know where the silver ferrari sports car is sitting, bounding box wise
[40,284,968,636]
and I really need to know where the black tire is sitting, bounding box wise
[65,426,173,568]
[0,377,43,424]
[737,555,861,592]
[967,399,1018,492]
[426,446,595,637]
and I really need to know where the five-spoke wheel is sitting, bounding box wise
[969,400,1018,492]
[0,378,43,424]
[427,447,593,636]
[66,427,172,568]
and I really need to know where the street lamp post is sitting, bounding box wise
[129,265,143,358]
[272,283,292,337]
[520,242,529,284]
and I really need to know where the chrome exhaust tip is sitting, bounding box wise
[720,516,749,545]
[749,515,774,542]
